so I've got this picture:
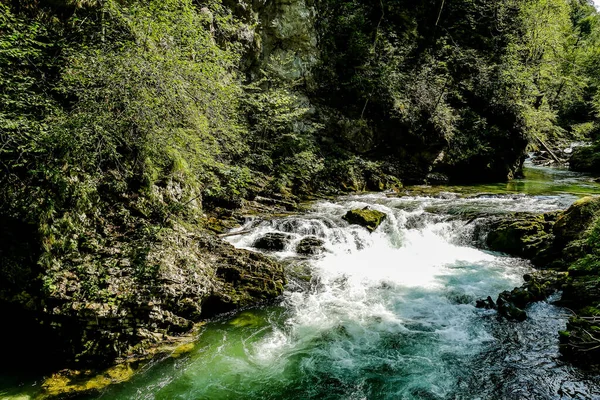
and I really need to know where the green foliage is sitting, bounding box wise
[243,54,324,194]
[569,216,600,276]
[315,0,532,181]
[0,0,258,329]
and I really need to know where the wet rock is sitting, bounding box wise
[342,208,387,232]
[253,232,293,251]
[295,236,325,255]
[493,272,566,321]
[479,197,600,369]
[475,296,496,309]
[496,293,527,322]
[484,212,557,262]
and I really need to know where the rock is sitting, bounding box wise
[569,145,600,173]
[487,272,566,322]
[480,196,600,368]
[425,172,449,185]
[253,232,293,251]
[0,223,286,371]
[342,208,387,232]
[475,296,496,309]
[553,196,600,246]
[484,212,557,261]
[496,293,527,322]
[559,314,600,367]
[295,236,325,255]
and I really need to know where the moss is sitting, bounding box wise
[554,196,600,245]
[171,342,195,358]
[559,330,571,338]
[485,213,553,259]
[342,208,387,232]
[41,363,135,398]
[579,306,600,317]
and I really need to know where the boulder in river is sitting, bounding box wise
[253,232,293,251]
[569,145,600,173]
[484,212,558,261]
[342,208,387,232]
[553,196,600,246]
[496,293,527,322]
[295,236,325,255]
[475,296,496,310]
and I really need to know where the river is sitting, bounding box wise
[2,163,600,399]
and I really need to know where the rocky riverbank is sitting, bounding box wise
[0,197,288,375]
[477,196,600,369]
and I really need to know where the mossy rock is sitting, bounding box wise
[171,342,195,358]
[569,145,600,173]
[553,196,600,246]
[41,363,135,398]
[342,208,387,232]
[561,275,600,308]
[485,213,553,260]
[559,316,600,367]
[490,272,566,322]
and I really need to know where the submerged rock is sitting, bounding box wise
[253,232,293,251]
[342,208,387,232]
[295,236,325,255]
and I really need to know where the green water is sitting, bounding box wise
[2,164,600,400]
[407,162,600,197]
